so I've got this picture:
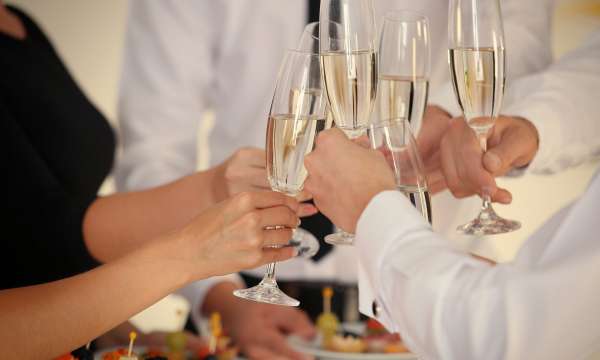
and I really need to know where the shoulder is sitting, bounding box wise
[6,5,56,50]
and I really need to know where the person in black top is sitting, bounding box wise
[0,4,305,359]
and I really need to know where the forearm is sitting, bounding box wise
[201,281,245,318]
[0,235,194,360]
[84,168,220,261]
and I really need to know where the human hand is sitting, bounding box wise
[436,115,538,203]
[212,147,270,199]
[202,282,315,360]
[211,147,317,217]
[174,191,300,279]
[304,129,396,233]
[414,105,454,193]
[230,303,315,360]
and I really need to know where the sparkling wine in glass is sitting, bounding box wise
[319,0,378,246]
[233,47,331,306]
[448,0,520,235]
[377,11,430,135]
[368,118,432,223]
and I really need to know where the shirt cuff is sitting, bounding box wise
[355,190,431,330]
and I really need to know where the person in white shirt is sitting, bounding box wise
[115,0,554,357]
[303,29,600,360]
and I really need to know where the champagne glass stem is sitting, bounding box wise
[264,262,277,282]
[477,129,493,207]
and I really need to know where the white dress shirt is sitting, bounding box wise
[357,31,600,358]
[115,0,554,321]
[357,170,600,360]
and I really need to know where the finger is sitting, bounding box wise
[295,190,313,203]
[244,345,284,360]
[428,178,447,194]
[238,148,267,168]
[423,150,442,174]
[253,330,310,360]
[261,247,295,264]
[238,167,270,189]
[298,203,319,218]
[352,135,371,148]
[462,146,498,197]
[262,228,294,247]
[490,187,512,204]
[484,132,535,176]
[439,135,465,198]
[426,170,448,194]
[236,191,300,213]
[257,206,299,229]
[275,309,316,339]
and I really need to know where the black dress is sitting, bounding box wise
[0,7,115,289]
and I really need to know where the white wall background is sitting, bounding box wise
[6,0,600,355]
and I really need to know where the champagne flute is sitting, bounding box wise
[233,48,331,306]
[284,22,326,259]
[368,118,432,223]
[448,0,520,234]
[378,11,430,135]
[319,0,378,246]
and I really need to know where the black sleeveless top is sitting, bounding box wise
[0,7,115,289]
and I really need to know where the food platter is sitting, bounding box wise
[288,322,417,360]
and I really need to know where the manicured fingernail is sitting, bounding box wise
[486,152,501,172]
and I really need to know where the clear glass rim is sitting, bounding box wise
[303,21,320,42]
[383,10,429,24]
[284,47,321,58]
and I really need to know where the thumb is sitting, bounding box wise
[483,133,531,176]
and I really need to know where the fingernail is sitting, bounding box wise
[500,192,512,204]
[485,152,501,172]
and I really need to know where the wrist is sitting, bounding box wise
[206,163,229,204]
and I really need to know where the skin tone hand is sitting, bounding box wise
[304,129,396,233]
[0,191,300,360]
[212,147,271,199]
[211,147,317,216]
[415,105,455,194]
[178,191,301,278]
[203,282,315,360]
[436,115,539,203]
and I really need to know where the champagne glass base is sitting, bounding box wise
[325,230,355,245]
[289,228,320,258]
[457,206,521,235]
[233,278,300,307]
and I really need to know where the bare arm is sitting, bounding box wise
[0,236,189,360]
[0,191,299,360]
[84,168,220,262]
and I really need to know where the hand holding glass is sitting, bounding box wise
[233,46,331,306]
[448,0,520,235]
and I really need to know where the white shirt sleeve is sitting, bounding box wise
[503,29,600,174]
[115,0,221,191]
[115,0,235,321]
[429,0,555,116]
[356,170,600,360]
